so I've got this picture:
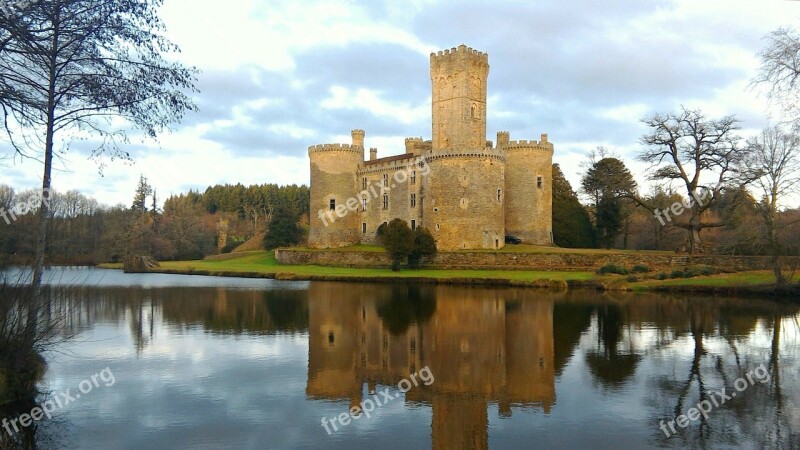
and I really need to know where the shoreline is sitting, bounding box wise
[96,250,799,299]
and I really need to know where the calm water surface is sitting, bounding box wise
[13,268,800,449]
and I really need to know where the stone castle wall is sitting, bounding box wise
[422,151,506,250]
[356,155,422,244]
[307,145,363,248]
[276,248,793,272]
[503,136,554,244]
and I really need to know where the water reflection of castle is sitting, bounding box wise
[306,283,555,449]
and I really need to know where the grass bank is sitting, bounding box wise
[97,250,797,297]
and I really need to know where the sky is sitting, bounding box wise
[2,0,799,207]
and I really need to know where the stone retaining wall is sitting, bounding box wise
[275,249,795,271]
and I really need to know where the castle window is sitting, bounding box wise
[383,195,388,210]
[362,223,367,234]
[537,176,543,188]
[411,171,416,185]
[411,220,416,231]
[329,199,335,211]
[497,189,502,202]
[410,338,416,354]
[362,198,367,211]
[383,174,388,187]
[435,224,440,231]
[411,193,416,208]
[362,177,367,190]
[471,104,477,118]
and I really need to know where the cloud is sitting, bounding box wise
[4,0,800,205]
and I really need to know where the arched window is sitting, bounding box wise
[471,104,477,118]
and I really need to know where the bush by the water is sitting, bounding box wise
[597,263,629,275]
[631,264,652,274]
[668,265,719,279]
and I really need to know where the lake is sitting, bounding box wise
[5,267,800,449]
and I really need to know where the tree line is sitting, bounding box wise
[0,177,310,264]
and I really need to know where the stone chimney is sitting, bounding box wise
[370,148,378,161]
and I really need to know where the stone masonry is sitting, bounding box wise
[308,45,554,251]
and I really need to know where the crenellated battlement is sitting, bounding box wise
[430,44,489,63]
[404,137,424,143]
[308,143,364,156]
[502,134,552,151]
[504,140,554,151]
[423,148,505,163]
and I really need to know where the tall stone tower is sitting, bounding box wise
[424,45,504,250]
[307,130,364,248]
[430,45,489,150]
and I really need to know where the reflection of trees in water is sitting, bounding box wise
[631,296,797,448]
[376,284,437,335]
[553,291,800,448]
[552,302,594,376]
[48,286,311,349]
[15,282,800,448]
[585,304,642,389]
[0,281,76,449]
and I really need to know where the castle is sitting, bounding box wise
[308,45,553,250]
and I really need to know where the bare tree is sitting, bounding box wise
[753,27,800,127]
[743,125,800,287]
[638,108,745,254]
[0,0,198,290]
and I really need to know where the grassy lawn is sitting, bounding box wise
[154,251,595,282]
[632,271,778,289]
[99,250,788,293]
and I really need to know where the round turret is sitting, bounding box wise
[422,150,505,250]
[504,134,554,244]
[308,143,364,248]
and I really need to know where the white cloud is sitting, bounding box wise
[4,0,800,208]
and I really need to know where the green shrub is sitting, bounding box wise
[657,272,667,280]
[670,269,687,279]
[669,265,720,279]
[631,264,651,274]
[221,239,244,254]
[597,263,629,275]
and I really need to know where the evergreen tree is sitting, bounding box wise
[581,157,636,248]
[408,227,437,269]
[131,175,153,213]
[552,164,594,248]
[378,219,415,271]
[263,198,301,250]
[596,194,623,249]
